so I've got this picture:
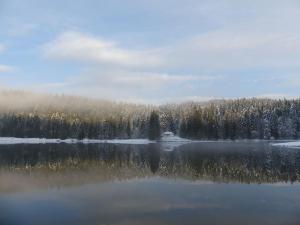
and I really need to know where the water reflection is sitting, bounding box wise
[1,142,300,225]
[0,142,299,192]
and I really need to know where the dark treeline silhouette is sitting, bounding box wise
[179,98,300,140]
[0,91,299,140]
[148,111,161,140]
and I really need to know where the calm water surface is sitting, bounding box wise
[0,141,300,225]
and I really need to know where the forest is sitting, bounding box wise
[0,90,299,140]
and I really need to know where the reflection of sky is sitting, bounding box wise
[1,178,300,225]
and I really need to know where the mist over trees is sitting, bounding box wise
[0,91,299,140]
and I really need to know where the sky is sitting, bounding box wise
[0,0,300,104]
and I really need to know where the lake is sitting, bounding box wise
[0,141,300,225]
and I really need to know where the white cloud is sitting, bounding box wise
[96,72,220,88]
[160,3,300,71]
[68,69,223,90]
[42,31,163,68]
[27,68,223,103]
[256,94,297,100]
[0,44,4,53]
[0,65,15,73]
[8,23,38,36]
[30,0,300,102]
[1,17,38,36]
[165,30,300,71]
[281,77,300,87]
[157,95,220,104]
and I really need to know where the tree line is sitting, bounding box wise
[0,91,299,140]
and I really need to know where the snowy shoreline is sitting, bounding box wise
[0,137,299,147]
[0,137,156,145]
[271,141,300,148]
[0,133,196,145]
[0,136,195,145]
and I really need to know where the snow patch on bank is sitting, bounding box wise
[271,141,300,148]
[0,137,155,145]
[160,136,192,143]
[0,134,193,145]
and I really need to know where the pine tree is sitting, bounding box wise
[126,119,131,138]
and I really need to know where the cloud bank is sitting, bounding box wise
[0,65,14,73]
[42,31,163,68]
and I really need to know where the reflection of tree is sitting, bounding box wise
[0,143,300,186]
[147,144,160,174]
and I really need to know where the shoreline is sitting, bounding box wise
[0,137,298,147]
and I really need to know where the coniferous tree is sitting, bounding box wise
[148,111,161,140]
[126,119,131,138]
